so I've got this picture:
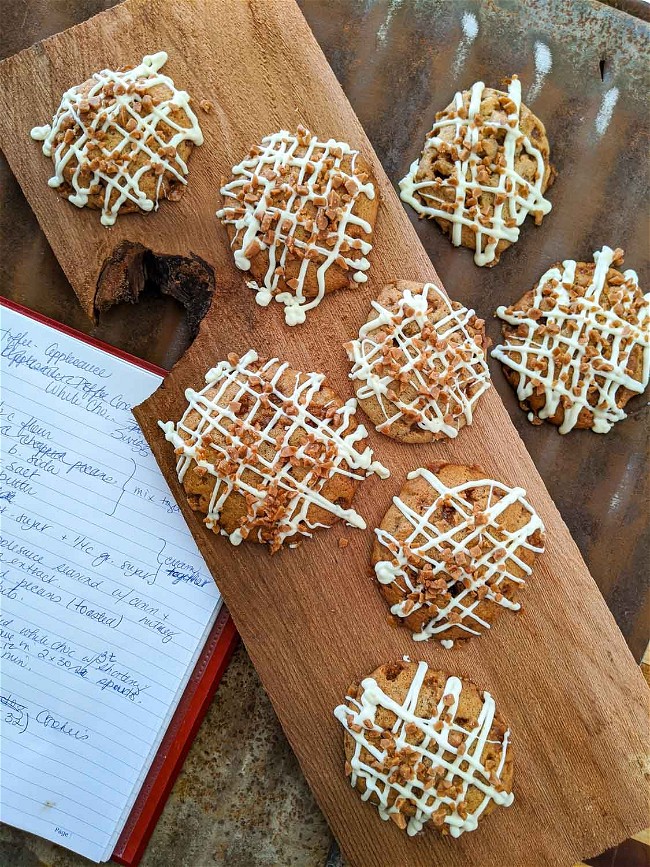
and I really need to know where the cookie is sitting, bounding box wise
[30,52,203,226]
[372,464,545,646]
[345,280,490,442]
[333,659,514,837]
[159,349,389,553]
[399,75,553,266]
[492,246,650,434]
[217,125,378,326]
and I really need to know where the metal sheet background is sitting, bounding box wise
[0,2,648,866]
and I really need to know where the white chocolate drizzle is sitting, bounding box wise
[334,660,513,837]
[492,246,650,434]
[346,282,491,439]
[217,127,375,326]
[30,52,203,226]
[374,467,544,642]
[399,76,552,266]
[159,350,389,552]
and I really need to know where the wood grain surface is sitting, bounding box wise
[0,2,648,866]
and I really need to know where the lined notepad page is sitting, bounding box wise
[0,306,222,863]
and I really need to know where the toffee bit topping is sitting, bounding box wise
[347,283,491,439]
[374,467,544,643]
[333,661,513,837]
[399,76,552,266]
[217,128,376,326]
[493,246,650,434]
[158,349,389,553]
[30,51,203,226]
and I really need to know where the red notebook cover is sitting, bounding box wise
[0,296,238,867]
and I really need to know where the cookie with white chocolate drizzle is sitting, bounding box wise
[30,52,204,226]
[334,659,514,837]
[399,75,553,266]
[373,464,545,645]
[492,246,650,434]
[159,350,388,553]
[217,126,377,326]
[346,280,491,442]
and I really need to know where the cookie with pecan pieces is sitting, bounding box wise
[30,52,203,227]
[158,349,388,553]
[492,246,650,434]
[372,463,545,646]
[346,280,491,442]
[334,659,514,837]
[217,125,378,326]
[399,75,553,266]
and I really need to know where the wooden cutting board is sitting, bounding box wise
[0,2,648,866]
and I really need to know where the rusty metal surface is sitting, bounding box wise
[1,1,648,866]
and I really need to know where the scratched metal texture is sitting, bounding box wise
[0,2,648,867]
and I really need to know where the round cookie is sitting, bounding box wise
[345,280,491,442]
[333,659,514,838]
[399,75,553,266]
[372,464,545,645]
[217,125,378,326]
[492,245,650,434]
[30,52,203,226]
[159,349,388,553]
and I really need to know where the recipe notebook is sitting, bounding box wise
[0,298,237,865]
